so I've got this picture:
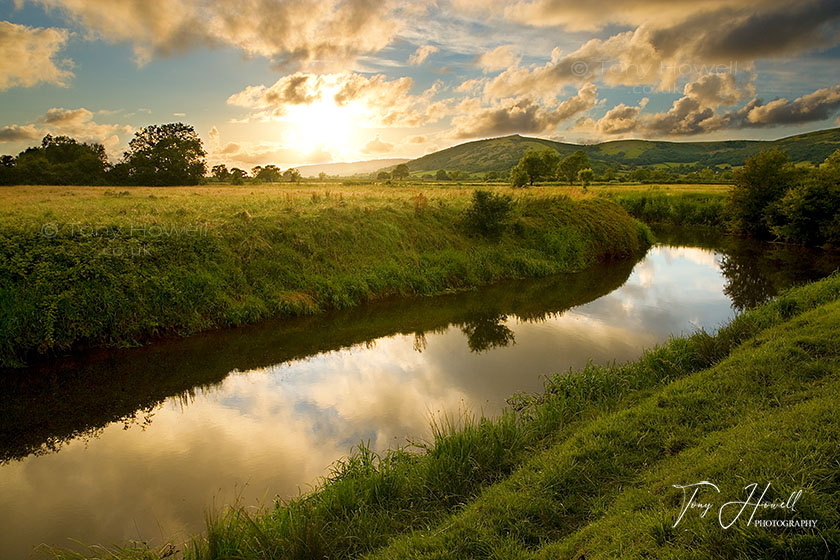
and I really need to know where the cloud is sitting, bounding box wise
[28,0,400,67]
[40,107,133,142]
[0,124,43,143]
[480,0,840,95]
[742,86,840,126]
[361,136,394,154]
[0,21,73,90]
[452,83,598,138]
[408,45,438,65]
[594,100,647,135]
[228,72,451,128]
[212,140,333,167]
[591,80,840,137]
[476,45,519,72]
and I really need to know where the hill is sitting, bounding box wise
[297,158,409,177]
[406,128,840,174]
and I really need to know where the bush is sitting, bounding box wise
[463,190,514,238]
[726,149,794,238]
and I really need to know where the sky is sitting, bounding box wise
[1,0,839,169]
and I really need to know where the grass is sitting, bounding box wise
[602,189,729,227]
[0,183,655,366]
[48,273,840,559]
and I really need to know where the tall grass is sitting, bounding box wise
[0,185,652,366]
[606,190,728,227]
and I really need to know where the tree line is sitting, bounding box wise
[0,123,207,186]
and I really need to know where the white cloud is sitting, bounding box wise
[408,44,438,65]
[361,135,394,154]
[477,45,519,73]
[28,0,400,68]
[0,21,73,90]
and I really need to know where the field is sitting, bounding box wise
[0,182,656,366]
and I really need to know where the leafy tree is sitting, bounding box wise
[12,135,109,185]
[318,172,328,181]
[392,163,410,180]
[510,164,528,188]
[577,167,594,189]
[558,150,590,184]
[255,164,282,182]
[122,123,206,185]
[211,164,230,181]
[283,168,302,182]
[230,167,247,185]
[449,170,469,181]
[513,149,559,186]
[484,170,499,182]
[727,149,794,238]
[436,169,450,181]
[629,166,651,183]
[765,149,840,245]
[377,170,391,181]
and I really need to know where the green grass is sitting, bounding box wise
[605,189,729,227]
[49,273,840,559]
[0,184,652,366]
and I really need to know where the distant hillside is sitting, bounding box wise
[406,128,840,174]
[297,158,409,177]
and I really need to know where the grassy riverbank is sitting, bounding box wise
[0,184,652,366]
[52,273,840,559]
[606,190,728,227]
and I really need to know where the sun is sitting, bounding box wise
[283,98,358,156]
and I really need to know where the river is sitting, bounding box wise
[1,229,838,558]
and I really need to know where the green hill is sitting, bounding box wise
[406,128,840,174]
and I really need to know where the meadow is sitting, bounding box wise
[0,182,657,366]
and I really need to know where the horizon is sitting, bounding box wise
[2,1,840,169]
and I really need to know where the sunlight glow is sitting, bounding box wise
[283,98,360,156]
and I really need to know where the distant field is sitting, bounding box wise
[0,182,654,366]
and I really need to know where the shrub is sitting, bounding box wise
[726,149,794,238]
[463,190,514,238]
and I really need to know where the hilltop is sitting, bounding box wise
[405,128,840,174]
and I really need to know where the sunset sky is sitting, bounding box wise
[1,0,839,169]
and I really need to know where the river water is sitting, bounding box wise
[1,229,838,558]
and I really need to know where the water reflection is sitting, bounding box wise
[1,234,839,559]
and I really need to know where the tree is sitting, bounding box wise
[230,167,247,185]
[123,123,206,185]
[513,149,559,186]
[377,170,391,181]
[727,149,794,238]
[484,170,499,182]
[392,163,410,180]
[765,149,840,245]
[436,169,450,181]
[318,172,328,181]
[510,164,528,188]
[254,164,282,182]
[577,168,594,189]
[283,167,302,182]
[558,150,590,184]
[13,134,109,185]
[211,164,230,181]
